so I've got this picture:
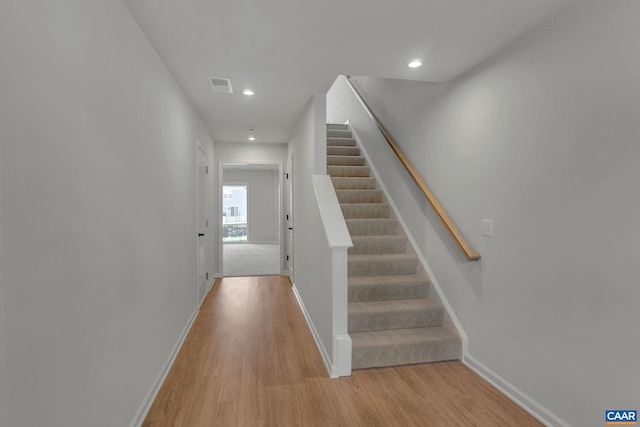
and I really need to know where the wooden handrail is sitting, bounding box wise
[345,76,481,261]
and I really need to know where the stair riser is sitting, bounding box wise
[352,339,460,369]
[327,146,361,156]
[349,237,406,255]
[327,130,352,138]
[331,178,377,190]
[341,204,389,219]
[326,138,356,147]
[346,220,398,235]
[327,166,370,177]
[327,156,365,166]
[336,191,383,204]
[348,258,417,276]
[349,283,429,303]
[349,306,443,333]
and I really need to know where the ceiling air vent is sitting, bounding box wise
[208,77,233,94]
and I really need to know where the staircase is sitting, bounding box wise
[326,123,461,369]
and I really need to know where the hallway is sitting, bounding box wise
[143,276,541,426]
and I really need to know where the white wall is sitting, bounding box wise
[215,142,287,165]
[333,1,640,425]
[0,1,216,426]
[223,169,280,243]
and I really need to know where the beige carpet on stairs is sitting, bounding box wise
[326,123,461,369]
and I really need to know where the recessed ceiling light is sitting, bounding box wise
[408,60,422,68]
[248,136,256,141]
[243,89,254,96]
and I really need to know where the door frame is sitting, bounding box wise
[286,153,294,281]
[218,160,285,277]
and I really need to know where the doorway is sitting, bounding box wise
[220,162,283,276]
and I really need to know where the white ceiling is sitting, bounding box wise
[123,0,572,144]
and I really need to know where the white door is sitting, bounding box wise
[286,154,294,280]
[197,146,208,303]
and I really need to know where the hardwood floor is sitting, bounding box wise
[143,275,542,427]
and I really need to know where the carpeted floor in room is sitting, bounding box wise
[223,243,280,276]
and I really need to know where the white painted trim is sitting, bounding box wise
[291,283,335,378]
[217,160,225,277]
[206,276,216,294]
[312,175,352,249]
[463,354,570,427]
[333,334,352,377]
[129,307,199,427]
[330,247,351,377]
[351,127,469,356]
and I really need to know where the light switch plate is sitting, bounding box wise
[482,219,494,237]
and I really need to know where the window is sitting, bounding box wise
[222,185,247,242]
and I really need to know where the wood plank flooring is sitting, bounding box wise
[143,275,542,427]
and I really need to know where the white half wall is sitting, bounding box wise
[332,1,640,426]
[223,169,280,243]
[0,1,216,426]
[287,94,340,373]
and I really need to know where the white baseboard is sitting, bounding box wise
[333,334,352,377]
[463,354,570,427]
[291,283,335,378]
[129,307,199,427]
[207,276,217,294]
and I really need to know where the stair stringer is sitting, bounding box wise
[348,127,468,358]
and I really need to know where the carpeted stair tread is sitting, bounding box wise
[327,146,361,156]
[348,253,417,262]
[336,189,383,204]
[327,155,365,166]
[348,299,443,332]
[340,203,390,219]
[349,234,407,255]
[351,327,460,369]
[326,137,357,147]
[348,253,418,276]
[345,218,398,235]
[349,275,430,302]
[327,124,349,131]
[327,129,352,138]
[349,297,440,313]
[327,165,371,177]
[331,177,377,190]
[349,274,430,287]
